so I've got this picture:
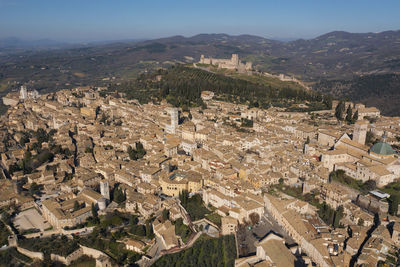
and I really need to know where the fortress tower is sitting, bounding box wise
[19,85,27,100]
[100,180,110,200]
[165,107,179,134]
[353,121,368,145]
[231,54,239,67]
[170,107,179,129]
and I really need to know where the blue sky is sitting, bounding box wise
[0,0,399,42]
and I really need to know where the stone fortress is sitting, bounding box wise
[199,54,252,72]
[2,85,40,106]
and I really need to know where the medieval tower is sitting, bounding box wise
[100,180,110,200]
[353,121,368,145]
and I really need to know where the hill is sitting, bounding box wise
[270,30,400,79]
[109,65,330,111]
[2,31,400,89]
[1,30,400,114]
[313,73,400,116]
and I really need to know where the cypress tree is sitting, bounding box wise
[91,203,98,218]
[345,105,353,123]
[335,101,345,120]
[352,110,359,123]
[389,195,399,216]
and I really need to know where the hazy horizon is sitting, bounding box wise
[1,0,400,43]
[1,28,400,46]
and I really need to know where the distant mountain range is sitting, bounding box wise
[1,30,400,115]
[0,37,148,53]
[0,37,71,54]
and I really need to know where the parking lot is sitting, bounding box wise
[237,208,295,257]
[13,208,51,232]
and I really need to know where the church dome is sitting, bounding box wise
[370,142,396,156]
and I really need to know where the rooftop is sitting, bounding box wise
[370,142,396,156]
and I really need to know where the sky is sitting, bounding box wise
[0,0,399,42]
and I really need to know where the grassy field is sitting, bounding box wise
[230,71,305,91]
[192,63,305,92]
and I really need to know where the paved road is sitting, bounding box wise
[262,208,296,245]
[24,226,94,239]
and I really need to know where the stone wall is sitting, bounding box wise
[80,245,108,259]
[51,248,83,265]
[49,245,110,265]
[16,247,44,260]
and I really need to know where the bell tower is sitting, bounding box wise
[353,121,368,145]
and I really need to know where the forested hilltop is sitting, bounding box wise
[313,73,400,116]
[109,65,331,111]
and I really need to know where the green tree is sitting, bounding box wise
[24,150,32,162]
[352,110,359,123]
[91,203,98,218]
[389,195,399,216]
[100,114,106,123]
[241,118,253,128]
[179,190,189,207]
[73,200,80,212]
[146,222,154,239]
[345,105,353,123]
[318,202,336,226]
[366,130,375,146]
[323,96,333,110]
[362,180,376,191]
[29,182,42,196]
[335,101,345,121]
[162,208,169,221]
[333,206,344,228]
[130,215,138,226]
[35,128,49,144]
[113,187,126,204]
[128,142,146,160]
[135,203,139,214]
[130,224,146,236]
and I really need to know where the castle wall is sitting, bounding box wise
[17,247,44,260]
[81,245,108,258]
[199,54,252,71]
[51,248,83,265]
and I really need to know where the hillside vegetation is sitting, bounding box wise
[153,235,236,267]
[313,73,400,116]
[110,65,330,111]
